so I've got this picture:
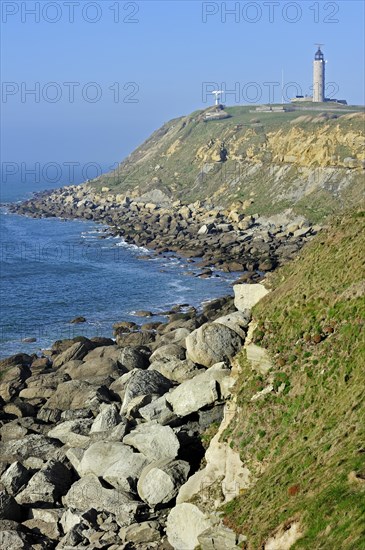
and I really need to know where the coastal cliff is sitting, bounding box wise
[1,105,364,549]
[90,107,365,222]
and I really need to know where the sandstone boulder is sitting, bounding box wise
[22,518,61,541]
[52,339,96,368]
[0,529,31,549]
[19,372,71,400]
[63,357,124,381]
[43,380,110,411]
[0,421,28,442]
[157,328,191,348]
[3,400,36,419]
[116,330,156,347]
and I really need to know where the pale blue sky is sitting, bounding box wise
[1,0,364,175]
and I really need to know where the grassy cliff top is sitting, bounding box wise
[223,209,365,549]
[91,105,365,222]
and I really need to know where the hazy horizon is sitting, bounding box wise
[1,0,364,182]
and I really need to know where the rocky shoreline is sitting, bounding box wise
[1,186,321,548]
[7,184,321,280]
[0,283,271,549]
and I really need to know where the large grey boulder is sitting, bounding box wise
[63,474,144,526]
[81,344,119,362]
[52,340,95,368]
[139,395,177,425]
[149,358,199,383]
[15,459,73,506]
[121,369,173,414]
[213,311,251,339]
[23,518,61,541]
[43,380,110,411]
[137,459,190,507]
[1,462,30,495]
[186,323,243,368]
[233,283,269,312]
[0,421,28,442]
[119,346,150,371]
[19,372,70,400]
[157,328,191,348]
[149,344,186,363]
[0,530,31,549]
[120,521,160,544]
[166,503,212,550]
[166,363,231,417]
[89,403,121,433]
[47,419,92,447]
[62,357,124,381]
[0,364,31,402]
[123,422,179,462]
[77,441,145,483]
[0,435,61,463]
[103,449,148,493]
[198,524,245,549]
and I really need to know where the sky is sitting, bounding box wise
[1,0,364,185]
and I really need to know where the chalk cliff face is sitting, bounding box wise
[92,108,365,222]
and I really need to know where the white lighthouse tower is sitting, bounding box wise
[313,44,325,102]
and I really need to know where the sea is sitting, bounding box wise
[0,175,235,359]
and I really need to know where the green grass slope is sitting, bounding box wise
[92,105,365,222]
[223,210,365,549]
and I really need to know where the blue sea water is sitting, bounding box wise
[0,180,235,358]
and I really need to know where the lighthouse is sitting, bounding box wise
[313,44,325,102]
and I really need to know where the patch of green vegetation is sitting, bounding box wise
[200,422,220,450]
[222,211,365,549]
